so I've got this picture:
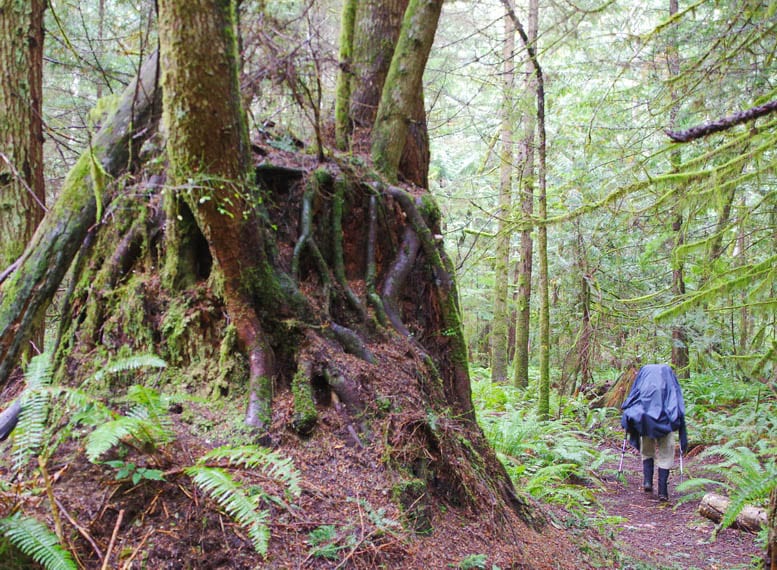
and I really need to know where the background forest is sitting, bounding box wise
[0,0,776,568]
[26,0,777,386]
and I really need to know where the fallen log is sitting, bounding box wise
[699,492,767,533]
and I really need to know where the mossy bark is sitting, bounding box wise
[158,0,277,428]
[371,0,442,184]
[0,52,161,390]
[334,0,357,151]
[491,14,515,384]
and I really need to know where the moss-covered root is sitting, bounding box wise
[332,178,367,320]
[366,194,388,326]
[290,360,317,435]
[240,311,276,432]
[328,321,375,364]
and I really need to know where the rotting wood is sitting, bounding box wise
[699,492,767,533]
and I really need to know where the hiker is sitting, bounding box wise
[620,364,688,501]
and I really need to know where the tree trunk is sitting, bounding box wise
[346,0,429,187]
[502,0,549,417]
[511,0,537,389]
[158,0,276,428]
[0,52,161,390]
[334,0,357,150]
[560,219,594,395]
[371,0,442,186]
[490,14,514,384]
[0,0,45,271]
[0,0,45,352]
[668,0,689,378]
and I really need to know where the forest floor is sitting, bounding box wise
[592,437,763,569]
[0,384,767,569]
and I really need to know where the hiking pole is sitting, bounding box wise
[618,434,627,475]
[679,447,684,483]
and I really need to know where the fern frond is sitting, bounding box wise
[85,354,166,386]
[12,353,54,472]
[0,513,76,570]
[85,416,148,462]
[719,459,777,531]
[185,465,270,554]
[198,445,301,498]
[124,386,176,445]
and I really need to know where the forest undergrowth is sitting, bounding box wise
[0,355,773,569]
[472,364,776,569]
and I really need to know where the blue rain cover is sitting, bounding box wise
[621,364,686,450]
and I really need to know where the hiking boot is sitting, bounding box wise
[658,468,670,501]
[642,458,654,492]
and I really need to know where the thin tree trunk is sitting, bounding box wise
[668,0,689,377]
[512,0,537,389]
[0,52,161,390]
[334,0,357,150]
[501,0,549,417]
[490,14,514,384]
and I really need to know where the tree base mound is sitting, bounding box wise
[2,143,607,568]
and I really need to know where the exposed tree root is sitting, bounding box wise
[332,178,367,320]
[365,194,388,326]
[292,185,332,295]
[381,225,420,338]
[328,321,375,364]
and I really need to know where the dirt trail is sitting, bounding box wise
[595,443,763,569]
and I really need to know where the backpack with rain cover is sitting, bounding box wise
[621,364,688,451]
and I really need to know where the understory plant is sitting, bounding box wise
[0,350,301,568]
[472,377,614,511]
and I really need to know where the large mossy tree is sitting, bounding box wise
[0,0,539,562]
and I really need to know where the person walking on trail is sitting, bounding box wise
[621,364,688,501]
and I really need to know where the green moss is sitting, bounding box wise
[160,297,194,365]
[214,323,249,397]
[312,167,333,187]
[418,193,441,227]
[291,368,317,435]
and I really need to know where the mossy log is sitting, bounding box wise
[0,51,161,389]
